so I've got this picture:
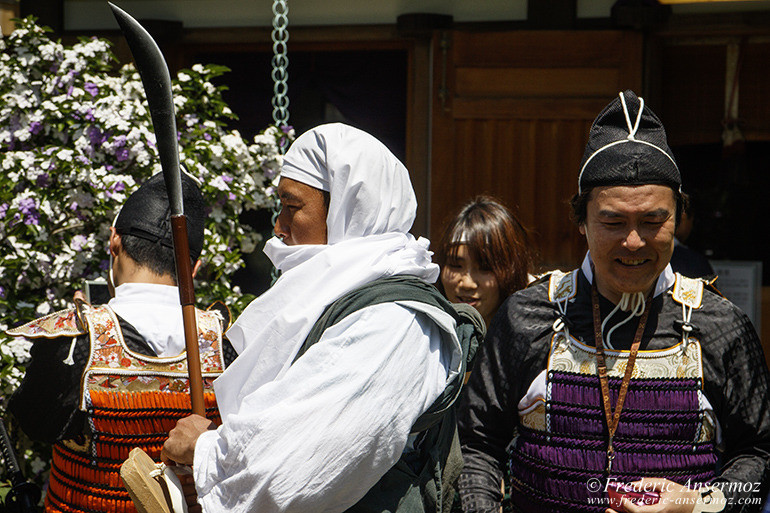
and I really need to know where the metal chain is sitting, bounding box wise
[271,0,289,132]
[270,0,289,283]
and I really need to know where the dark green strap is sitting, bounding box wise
[295,275,484,433]
[297,275,459,360]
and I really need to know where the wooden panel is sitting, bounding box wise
[656,38,770,146]
[739,43,770,139]
[430,30,643,271]
[455,67,622,97]
[660,44,725,146]
[453,98,610,120]
[431,116,590,271]
[452,31,640,68]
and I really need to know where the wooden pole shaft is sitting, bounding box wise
[171,215,205,417]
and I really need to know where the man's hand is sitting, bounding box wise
[606,478,700,513]
[161,414,216,466]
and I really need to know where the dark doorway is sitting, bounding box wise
[673,142,770,285]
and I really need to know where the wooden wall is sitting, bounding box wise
[430,30,643,271]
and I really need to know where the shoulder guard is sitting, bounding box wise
[206,300,232,331]
[547,269,578,303]
[526,272,550,288]
[6,305,87,339]
[671,272,705,309]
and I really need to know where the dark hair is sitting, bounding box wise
[569,186,688,227]
[119,234,198,285]
[115,173,207,284]
[435,196,533,299]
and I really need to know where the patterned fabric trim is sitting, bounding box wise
[547,332,704,380]
[78,304,225,410]
[5,308,86,338]
[548,270,578,303]
[672,273,704,310]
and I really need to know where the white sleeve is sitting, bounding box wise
[193,302,452,513]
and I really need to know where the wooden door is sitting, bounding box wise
[430,30,643,271]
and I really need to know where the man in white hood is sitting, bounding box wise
[163,123,475,513]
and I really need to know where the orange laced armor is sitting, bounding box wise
[43,304,225,513]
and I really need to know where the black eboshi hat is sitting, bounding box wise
[578,90,681,194]
[114,172,206,260]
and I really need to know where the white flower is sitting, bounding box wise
[35,302,51,315]
[178,72,191,82]
[30,457,47,475]
[210,176,229,192]
[56,149,74,161]
[240,232,261,254]
[210,207,226,223]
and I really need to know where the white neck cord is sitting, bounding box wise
[681,301,694,348]
[552,295,571,341]
[602,291,646,350]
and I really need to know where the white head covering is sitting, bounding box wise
[216,123,439,418]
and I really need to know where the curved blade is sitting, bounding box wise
[109,2,183,216]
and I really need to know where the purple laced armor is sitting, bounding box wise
[509,363,717,512]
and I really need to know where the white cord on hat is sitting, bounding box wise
[577,93,680,194]
[619,91,644,141]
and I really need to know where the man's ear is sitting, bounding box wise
[192,260,202,278]
[578,224,587,236]
[109,227,122,257]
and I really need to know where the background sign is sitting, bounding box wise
[710,260,763,332]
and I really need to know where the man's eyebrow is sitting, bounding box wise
[278,190,301,202]
[596,208,671,218]
[644,208,672,218]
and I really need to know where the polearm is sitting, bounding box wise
[109,2,205,417]
[0,419,40,512]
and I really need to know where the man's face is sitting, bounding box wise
[579,184,676,304]
[274,177,328,245]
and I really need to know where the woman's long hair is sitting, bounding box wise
[435,196,534,300]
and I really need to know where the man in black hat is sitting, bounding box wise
[457,91,770,513]
[6,173,235,513]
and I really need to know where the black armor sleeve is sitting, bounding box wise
[8,316,155,443]
[696,296,770,513]
[457,284,554,512]
[222,336,238,368]
[8,333,90,443]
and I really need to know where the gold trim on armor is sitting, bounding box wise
[78,305,225,411]
[5,308,87,338]
[546,332,704,381]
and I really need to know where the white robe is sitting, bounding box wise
[107,282,185,357]
[194,302,460,512]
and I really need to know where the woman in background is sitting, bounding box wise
[436,196,535,513]
[435,196,534,328]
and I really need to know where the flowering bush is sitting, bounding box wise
[0,17,290,485]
